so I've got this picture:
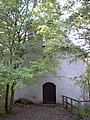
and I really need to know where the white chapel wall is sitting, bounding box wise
[14,56,86,103]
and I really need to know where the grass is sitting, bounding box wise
[72,104,90,120]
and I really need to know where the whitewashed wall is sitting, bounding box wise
[14,57,86,103]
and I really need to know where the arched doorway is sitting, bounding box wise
[43,82,56,104]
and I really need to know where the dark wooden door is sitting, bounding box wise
[43,82,56,104]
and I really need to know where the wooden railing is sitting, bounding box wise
[62,95,90,112]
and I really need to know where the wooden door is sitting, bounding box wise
[43,82,56,104]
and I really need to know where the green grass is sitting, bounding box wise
[72,104,90,120]
[0,111,7,116]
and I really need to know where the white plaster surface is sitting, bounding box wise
[15,57,87,103]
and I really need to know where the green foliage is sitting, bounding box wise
[62,0,90,95]
[79,104,90,119]
[0,111,7,116]
[66,0,90,53]
[73,104,90,120]
[0,0,89,114]
[32,1,69,56]
[0,0,70,113]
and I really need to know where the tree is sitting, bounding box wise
[0,0,49,113]
[63,0,90,98]
[0,0,88,114]
[0,0,70,113]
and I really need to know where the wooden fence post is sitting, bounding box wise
[62,95,64,105]
[66,97,68,109]
[71,99,73,112]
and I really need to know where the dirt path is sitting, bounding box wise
[0,104,73,120]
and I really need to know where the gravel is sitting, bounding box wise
[0,103,75,120]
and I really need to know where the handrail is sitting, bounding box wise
[62,95,90,112]
[79,100,90,102]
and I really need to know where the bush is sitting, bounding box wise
[79,104,90,119]
[73,104,90,120]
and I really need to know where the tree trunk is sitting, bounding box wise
[9,83,15,114]
[5,83,9,113]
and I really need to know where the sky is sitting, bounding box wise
[59,0,90,53]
